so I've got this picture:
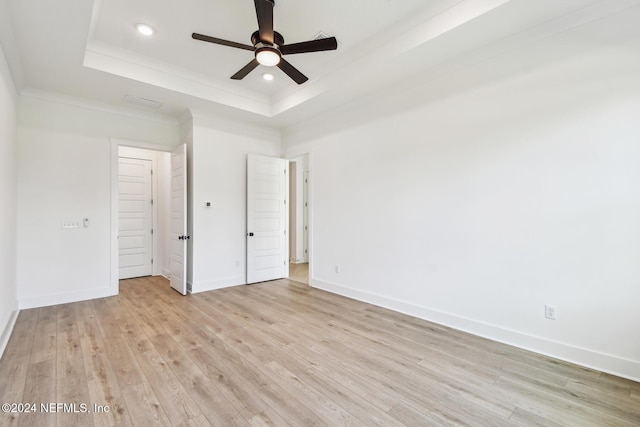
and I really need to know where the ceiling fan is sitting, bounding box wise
[192,0,338,84]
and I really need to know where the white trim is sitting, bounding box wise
[19,287,117,310]
[0,309,19,359]
[309,278,640,383]
[19,88,178,125]
[110,140,119,293]
[111,137,175,152]
[285,160,290,279]
[190,111,280,140]
[151,156,160,276]
[306,152,314,283]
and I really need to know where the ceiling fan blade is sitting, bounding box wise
[280,37,338,55]
[254,0,274,44]
[277,58,308,84]
[192,33,254,51]
[231,59,260,80]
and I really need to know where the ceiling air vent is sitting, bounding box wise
[123,95,162,110]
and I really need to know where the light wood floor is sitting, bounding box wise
[1,277,639,426]
[288,262,309,285]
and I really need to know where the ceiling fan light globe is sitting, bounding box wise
[256,48,281,66]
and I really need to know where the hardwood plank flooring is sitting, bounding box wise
[1,276,639,426]
[288,263,309,285]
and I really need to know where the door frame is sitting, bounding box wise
[285,150,313,284]
[109,138,174,293]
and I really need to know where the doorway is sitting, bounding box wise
[113,144,172,284]
[288,154,309,284]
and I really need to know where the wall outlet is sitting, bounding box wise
[545,304,557,320]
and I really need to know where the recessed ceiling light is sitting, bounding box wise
[135,23,154,36]
[262,73,274,81]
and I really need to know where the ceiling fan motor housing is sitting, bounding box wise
[251,30,284,48]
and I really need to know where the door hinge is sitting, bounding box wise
[151,169,153,175]
[284,199,286,205]
[284,230,286,235]
[151,258,154,264]
[151,199,154,205]
[151,228,154,235]
[305,226,308,231]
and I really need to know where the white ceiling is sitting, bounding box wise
[2,0,640,129]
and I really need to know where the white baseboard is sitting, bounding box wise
[19,287,118,310]
[190,275,245,294]
[310,277,640,383]
[0,308,19,359]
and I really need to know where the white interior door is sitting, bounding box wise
[118,158,153,279]
[247,154,287,284]
[170,144,188,295]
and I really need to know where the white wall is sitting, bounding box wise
[189,115,281,293]
[17,95,179,308]
[0,42,19,356]
[18,128,113,307]
[284,45,640,381]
